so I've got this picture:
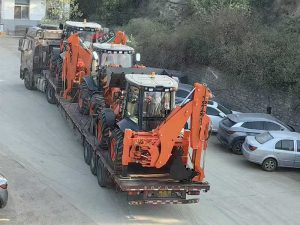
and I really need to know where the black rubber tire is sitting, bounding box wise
[24,70,34,90]
[45,82,56,104]
[90,151,97,176]
[78,80,90,115]
[96,111,110,150]
[96,157,110,187]
[262,158,278,172]
[0,199,6,209]
[49,50,60,77]
[108,128,124,175]
[231,139,244,155]
[55,57,63,93]
[83,140,92,165]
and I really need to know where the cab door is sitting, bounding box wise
[19,38,32,73]
[294,140,300,168]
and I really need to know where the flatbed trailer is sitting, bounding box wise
[46,74,210,205]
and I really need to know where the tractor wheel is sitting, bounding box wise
[97,157,110,187]
[50,50,60,77]
[108,128,124,175]
[90,150,97,176]
[24,70,34,90]
[55,57,63,92]
[83,140,92,165]
[90,93,105,115]
[96,111,110,150]
[78,80,90,115]
[45,82,56,104]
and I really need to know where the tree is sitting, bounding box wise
[44,0,82,22]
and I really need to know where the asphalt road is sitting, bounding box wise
[0,37,300,225]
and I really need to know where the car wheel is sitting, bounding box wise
[262,158,277,172]
[231,140,244,155]
[90,151,97,176]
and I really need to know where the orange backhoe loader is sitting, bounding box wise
[61,34,93,100]
[46,33,94,103]
[90,73,212,184]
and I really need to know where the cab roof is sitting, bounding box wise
[93,43,134,52]
[125,74,178,89]
[65,21,102,30]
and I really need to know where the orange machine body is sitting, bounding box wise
[122,83,212,182]
[62,34,93,100]
[112,31,128,45]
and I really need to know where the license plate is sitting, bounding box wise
[158,191,172,198]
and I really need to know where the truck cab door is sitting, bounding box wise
[20,39,33,75]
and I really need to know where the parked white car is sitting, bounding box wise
[175,83,239,132]
[207,101,239,132]
[242,131,300,171]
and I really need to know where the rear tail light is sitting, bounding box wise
[248,145,257,151]
[0,183,7,189]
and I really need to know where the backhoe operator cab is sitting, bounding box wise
[120,74,178,132]
[61,21,112,49]
[18,26,62,91]
[93,43,135,68]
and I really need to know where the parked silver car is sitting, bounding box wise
[176,83,238,131]
[242,131,300,171]
[0,174,8,208]
[217,113,294,154]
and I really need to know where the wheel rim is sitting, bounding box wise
[233,142,242,153]
[265,160,276,170]
[110,138,116,161]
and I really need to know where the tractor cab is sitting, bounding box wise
[123,74,178,131]
[63,21,102,47]
[93,43,135,68]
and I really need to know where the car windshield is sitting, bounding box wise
[255,132,274,144]
[217,103,232,115]
[100,53,132,67]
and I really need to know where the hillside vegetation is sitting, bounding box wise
[77,0,300,91]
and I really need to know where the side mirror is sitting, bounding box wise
[135,53,141,62]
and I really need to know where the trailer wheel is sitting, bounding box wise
[24,70,34,90]
[109,128,124,175]
[83,140,92,165]
[90,150,97,175]
[78,80,90,115]
[45,82,56,104]
[97,157,110,187]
